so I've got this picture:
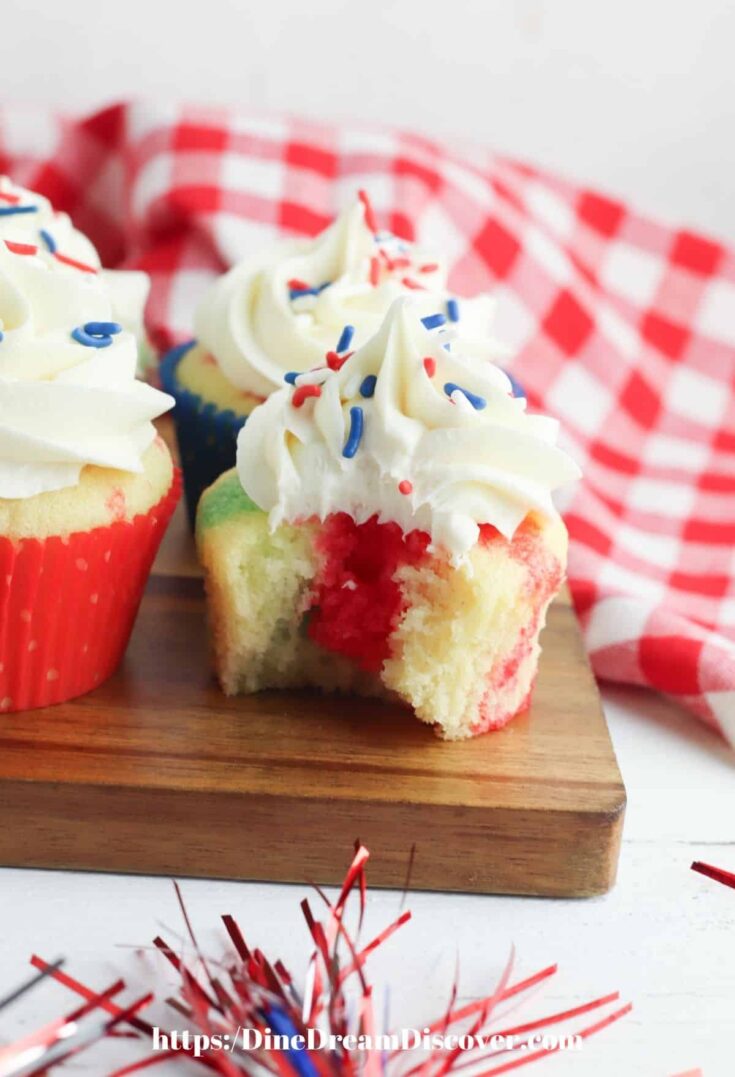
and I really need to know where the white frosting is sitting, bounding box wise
[0,176,151,353]
[0,185,172,500]
[237,299,581,564]
[195,196,502,398]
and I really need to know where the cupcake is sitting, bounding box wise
[0,176,154,374]
[197,299,580,739]
[163,191,500,524]
[0,188,178,713]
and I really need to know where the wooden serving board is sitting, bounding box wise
[0,499,625,898]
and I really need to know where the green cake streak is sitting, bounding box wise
[197,469,262,531]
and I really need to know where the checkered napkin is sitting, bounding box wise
[2,101,733,743]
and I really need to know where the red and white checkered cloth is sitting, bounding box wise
[2,101,733,743]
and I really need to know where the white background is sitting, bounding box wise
[5,0,735,240]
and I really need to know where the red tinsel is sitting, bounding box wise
[1,844,632,1076]
[691,860,735,891]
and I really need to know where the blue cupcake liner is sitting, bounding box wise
[160,340,247,528]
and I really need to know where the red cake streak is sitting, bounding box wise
[307,513,430,672]
[473,515,564,734]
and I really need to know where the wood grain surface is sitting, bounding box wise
[0,499,625,897]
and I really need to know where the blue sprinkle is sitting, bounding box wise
[421,313,447,331]
[447,297,460,322]
[71,321,123,349]
[359,374,377,398]
[505,370,526,399]
[72,327,113,349]
[0,331,4,342]
[83,321,122,336]
[39,228,57,253]
[342,405,364,458]
[336,324,355,353]
[289,280,331,300]
[0,205,38,217]
[284,371,300,385]
[444,382,486,410]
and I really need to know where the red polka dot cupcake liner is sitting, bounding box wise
[0,470,181,713]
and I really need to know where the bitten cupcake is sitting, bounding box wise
[197,299,580,739]
[163,191,499,523]
[0,190,178,713]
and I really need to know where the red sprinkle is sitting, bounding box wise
[398,480,413,495]
[390,257,411,270]
[0,190,20,204]
[287,277,310,291]
[419,262,439,273]
[292,383,322,407]
[5,240,37,256]
[54,251,97,274]
[358,189,378,233]
[423,357,436,377]
[326,350,353,371]
[401,276,425,290]
[369,256,380,287]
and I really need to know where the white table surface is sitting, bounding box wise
[1,686,733,1077]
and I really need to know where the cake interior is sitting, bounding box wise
[197,470,567,739]
[175,343,263,416]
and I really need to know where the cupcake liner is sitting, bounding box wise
[161,341,247,528]
[0,470,181,713]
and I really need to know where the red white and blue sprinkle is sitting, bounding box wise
[398,480,413,495]
[421,313,447,330]
[358,189,378,234]
[447,297,460,322]
[359,374,377,398]
[336,324,355,353]
[5,241,37,256]
[55,251,97,274]
[342,405,364,458]
[289,281,330,300]
[505,370,526,399]
[39,229,57,253]
[0,204,37,218]
[71,321,122,349]
[292,384,322,408]
[444,382,486,410]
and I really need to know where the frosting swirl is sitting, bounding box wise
[0,176,150,354]
[237,299,581,563]
[0,200,172,500]
[195,195,499,398]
